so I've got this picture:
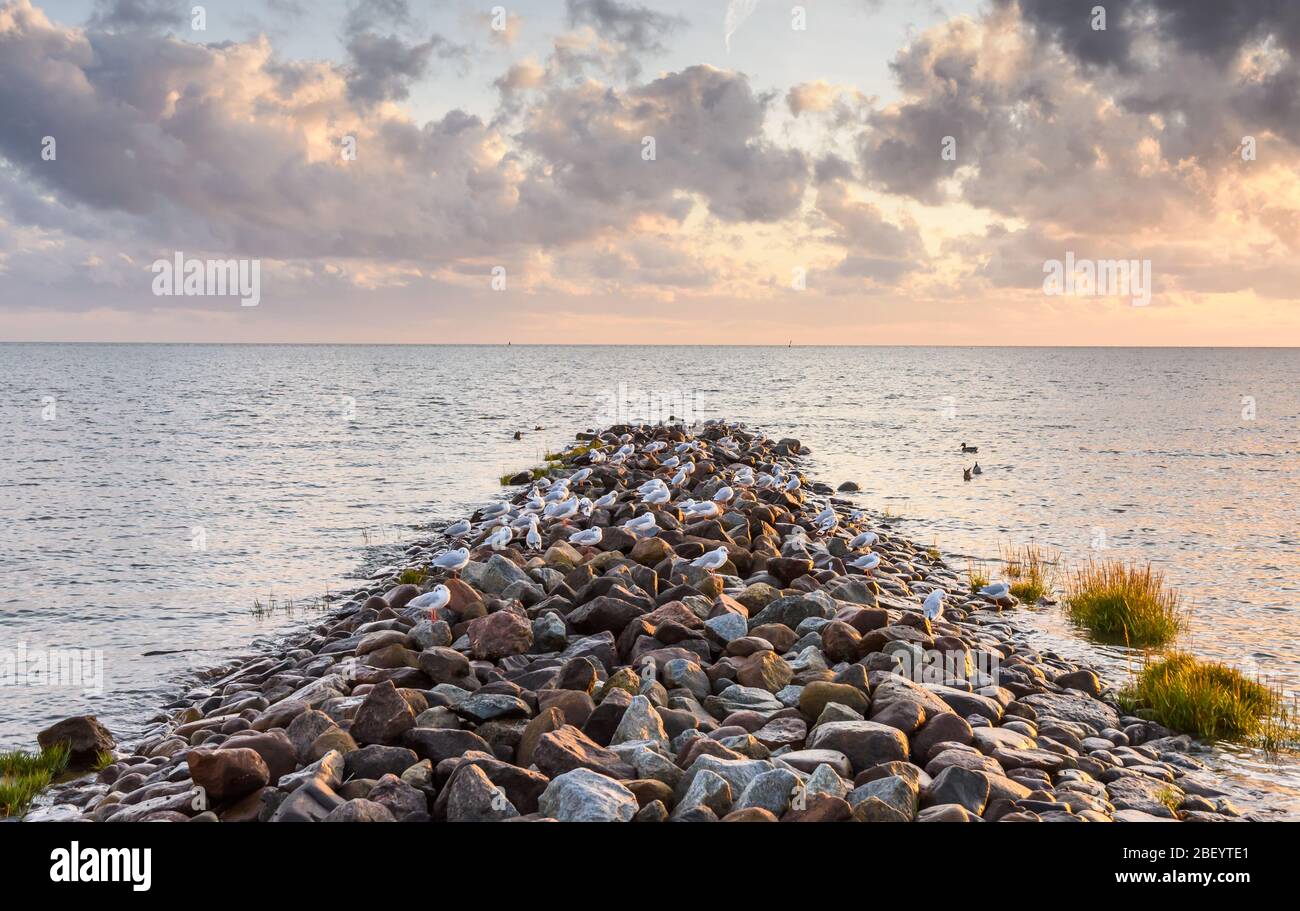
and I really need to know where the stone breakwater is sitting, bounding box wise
[34,422,1249,822]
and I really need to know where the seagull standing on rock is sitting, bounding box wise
[486,525,513,551]
[408,584,450,612]
[850,553,881,572]
[849,531,878,550]
[431,547,470,575]
[923,588,946,622]
[691,546,729,571]
[526,518,542,551]
[569,527,603,546]
[444,519,471,538]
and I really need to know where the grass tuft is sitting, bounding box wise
[1120,653,1278,743]
[967,561,990,592]
[397,567,426,587]
[1065,560,1183,646]
[1002,543,1056,603]
[0,743,70,817]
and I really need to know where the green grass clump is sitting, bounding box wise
[967,561,990,592]
[1121,653,1278,743]
[397,567,426,586]
[1003,543,1056,603]
[1064,560,1183,646]
[0,743,70,817]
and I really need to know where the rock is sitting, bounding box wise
[704,612,749,644]
[916,803,976,822]
[533,725,636,780]
[924,765,991,815]
[532,613,568,652]
[672,769,733,819]
[1055,669,1103,697]
[911,712,974,763]
[367,773,429,820]
[323,799,395,822]
[37,715,115,769]
[800,681,871,718]
[847,774,918,820]
[806,721,909,774]
[344,744,420,780]
[269,777,345,822]
[538,768,639,822]
[188,748,270,803]
[852,796,911,822]
[1020,692,1119,731]
[350,680,416,745]
[467,610,533,660]
[611,696,669,749]
[445,763,520,821]
[287,710,340,763]
[219,730,296,782]
[837,481,860,492]
[736,650,793,692]
[734,767,801,816]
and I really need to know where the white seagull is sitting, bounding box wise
[444,519,471,538]
[486,525,513,551]
[691,545,730,571]
[850,552,881,572]
[923,588,946,622]
[569,527,603,546]
[849,531,878,550]
[431,547,470,573]
[526,518,542,551]
[408,584,450,612]
[712,486,735,504]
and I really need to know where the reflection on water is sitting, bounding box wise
[1,345,1296,810]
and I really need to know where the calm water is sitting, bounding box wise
[1,345,1297,808]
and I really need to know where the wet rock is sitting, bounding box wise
[38,715,115,769]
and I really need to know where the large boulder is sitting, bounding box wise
[37,715,115,769]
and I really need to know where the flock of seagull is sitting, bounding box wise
[408,424,1012,630]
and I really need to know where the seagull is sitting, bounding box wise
[578,497,593,517]
[850,552,881,572]
[712,486,735,503]
[481,502,511,519]
[543,484,570,503]
[623,512,659,538]
[526,518,542,551]
[431,547,470,574]
[979,581,1010,599]
[645,441,667,454]
[685,501,721,519]
[486,525,513,551]
[570,468,593,484]
[593,491,618,509]
[408,584,450,612]
[569,527,603,546]
[923,588,946,622]
[849,531,878,550]
[670,468,689,487]
[642,485,671,506]
[691,545,729,571]
[545,498,580,520]
[663,455,681,469]
[444,519,471,538]
[784,475,801,492]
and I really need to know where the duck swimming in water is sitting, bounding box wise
[961,442,978,453]
[963,467,973,481]
[972,462,982,475]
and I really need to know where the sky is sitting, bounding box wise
[1,0,1298,344]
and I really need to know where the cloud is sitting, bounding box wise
[566,0,683,54]
[340,0,467,105]
[87,0,186,32]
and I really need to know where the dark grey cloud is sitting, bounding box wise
[518,65,809,223]
[88,0,186,32]
[341,0,467,104]
[565,0,684,54]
